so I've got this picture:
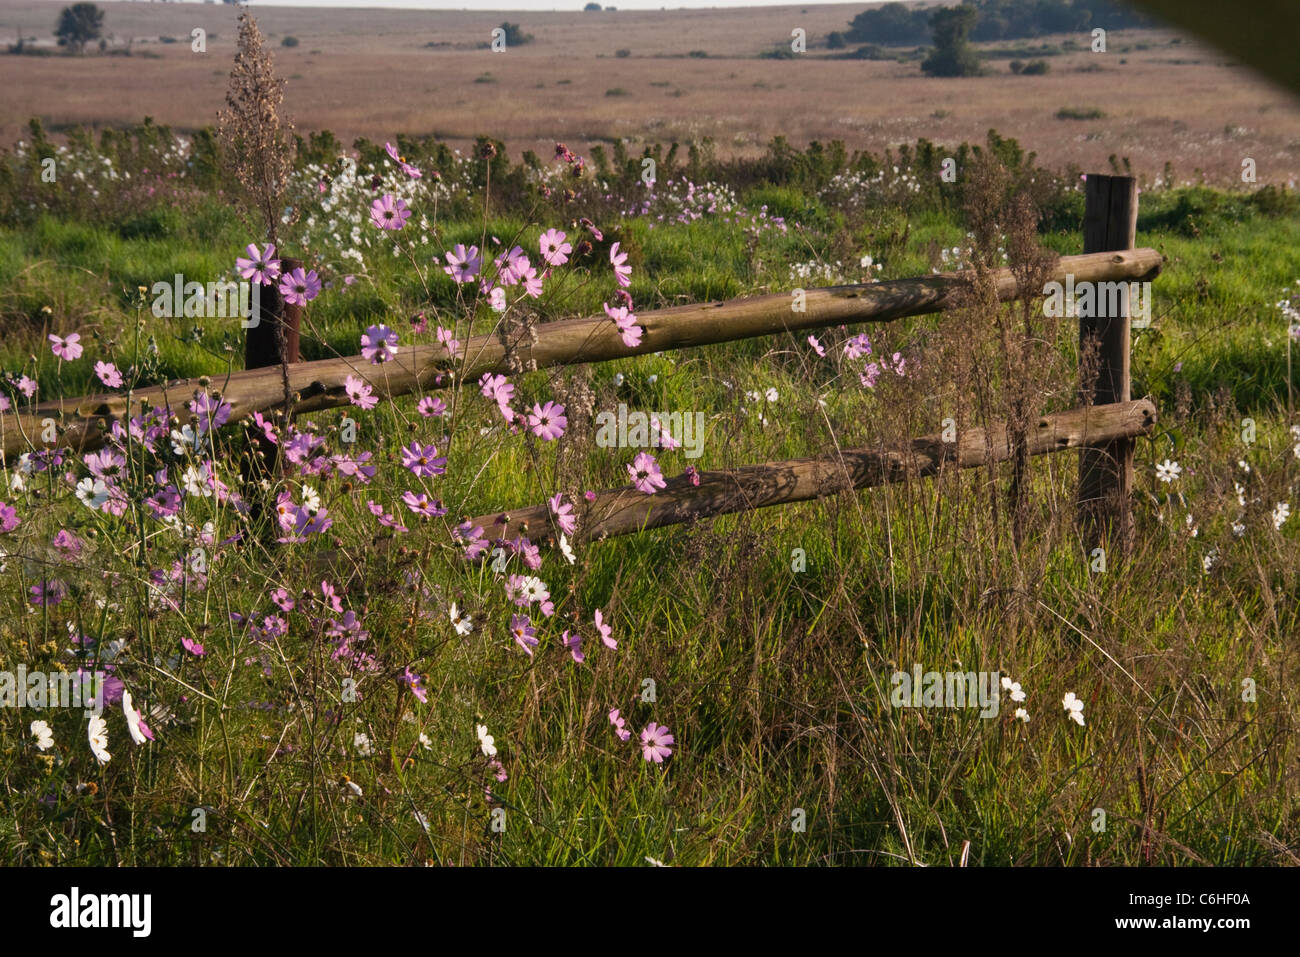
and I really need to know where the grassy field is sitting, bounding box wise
[0,4,1298,868]
[3,0,1300,184]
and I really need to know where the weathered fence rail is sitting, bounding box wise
[470,399,1158,545]
[0,246,1160,462]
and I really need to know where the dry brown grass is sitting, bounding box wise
[2,1,1300,183]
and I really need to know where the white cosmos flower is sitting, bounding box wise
[76,477,110,509]
[1273,502,1291,530]
[30,719,54,751]
[300,485,322,514]
[1013,708,1030,723]
[449,603,473,635]
[170,425,197,455]
[122,689,150,745]
[353,731,373,756]
[765,387,779,403]
[559,533,576,565]
[1155,459,1181,484]
[418,732,433,751]
[1000,676,1026,703]
[1062,692,1086,727]
[476,723,497,757]
[87,714,111,764]
[181,464,213,498]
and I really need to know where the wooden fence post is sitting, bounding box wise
[1078,174,1138,555]
[245,256,302,370]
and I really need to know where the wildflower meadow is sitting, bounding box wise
[0,4,1298,902]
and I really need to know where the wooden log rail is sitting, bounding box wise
[467,399,1159,547]
[0,248,1161,462]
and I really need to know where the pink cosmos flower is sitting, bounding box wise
[608,708,631,742]
[609,241,631,287]
[361,324,400,364]
[488,286,507,312]
[443,244,482,283]
[521,265,544,299]
[49,333,83,361]
[808,334,826,357]
[580,217,604,242]
[539,228,571,267]
[436,325,460,357]
[495,246,530,286]
[548,493,577,535]
[401,441,447,478]
[418,396,447,418]
[860,363,881,389]
[510,614,539,656]
[561,629,584,663]
[0,502,19,534]
[367,500,409,533]
[370,194,411,230]
[640,722,675,764]
[891,351,907,376]
[402,490,445,518]
[235,243,281,285]
[528,401,567,441]
[603,302,642,349]
[94,361,124,388]
[345,375,378,410]
[627,451,666,494]
[479,373,514,409]
[271,587,295,612]
[594,608,615,649]
[16,376,37,399]
[384,142,421,179]
[278,267,322,306]
[181,636,206,657]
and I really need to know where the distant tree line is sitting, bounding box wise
[845,0,1153,46]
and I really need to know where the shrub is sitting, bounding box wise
[1021,59,1049,74]
[615,48,630,58]
[1055,106,1105,120]
[281,36,299,48]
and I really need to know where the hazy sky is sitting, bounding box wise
[98,0,875,11]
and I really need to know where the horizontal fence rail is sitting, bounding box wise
[0,248,1161,462]
[467,399,1159,547]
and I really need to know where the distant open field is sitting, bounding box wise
[2,0,1300,184]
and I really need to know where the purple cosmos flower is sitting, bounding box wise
[361,324,400,364]
[891,351,907,376]
[860,362,881,389]
[402,665,429,703]
[49,333,83,361]
[528,401,567,441]
[278,267,322,306]
[345,375,378,410]
[29,579,67,607]
[609,708,631,742]
[418,396,446,418]
[510,614,539,656]
[808,335,826,357]
[16,376,37,399]
[443,244,482,283]
[627,452,666,494]
[370,194,411,231]
[610,241,631,287]
[189,392,232,436]
[844,333,872,360]
[52,529,81,556]
[0,502,19,533]
[539,228,571,267]
[561,629,584,663]
[401,441,447,478]
[94,361,124,388]
[640,722,674,763]
[236,243,282,285]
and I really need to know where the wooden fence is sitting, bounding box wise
[0,174,1158,553]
